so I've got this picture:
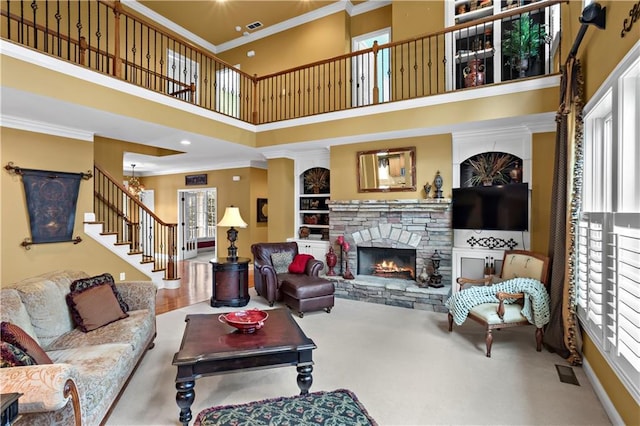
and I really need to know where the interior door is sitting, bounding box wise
[180,191,198,260]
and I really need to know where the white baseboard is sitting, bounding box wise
[583,358,625,426]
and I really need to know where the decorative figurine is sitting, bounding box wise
[341,241,355,280]
[433,171,444,199]
[423,182,431,198]
[326,247,337,276]
[429,250,444,288]
[417,266,430,287]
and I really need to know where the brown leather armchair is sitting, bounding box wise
[251,242,324,306]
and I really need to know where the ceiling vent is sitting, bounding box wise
[246,21,263,30]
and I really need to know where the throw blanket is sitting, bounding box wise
[445,278,551,327]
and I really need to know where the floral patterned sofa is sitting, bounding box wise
[0,270,156,425]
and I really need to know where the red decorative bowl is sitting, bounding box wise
[218,309,268,334]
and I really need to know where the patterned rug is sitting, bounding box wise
[194,389,377,426]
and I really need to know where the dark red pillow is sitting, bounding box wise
[0,322,52,365]
[0,341,36,368]
[288,254,315,274]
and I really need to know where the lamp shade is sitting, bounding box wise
[217,207,248,228]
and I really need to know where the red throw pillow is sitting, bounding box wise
[0,322,52,365]
[288,254,315,274]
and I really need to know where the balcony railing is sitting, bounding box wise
[1,0,562,125]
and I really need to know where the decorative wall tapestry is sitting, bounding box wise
[5,163,92,248]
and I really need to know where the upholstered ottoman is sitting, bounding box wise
[280,276,335,318]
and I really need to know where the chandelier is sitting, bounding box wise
[128,164,145,198]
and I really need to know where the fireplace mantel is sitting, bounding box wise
[328,199,451,212]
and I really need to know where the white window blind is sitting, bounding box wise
[579,46,640,404]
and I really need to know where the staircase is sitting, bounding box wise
[84,165,180,289]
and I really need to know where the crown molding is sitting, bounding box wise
[0,114,94,141]
[123,0,218,55]
[258,149,298,160]
[350,0,391,16]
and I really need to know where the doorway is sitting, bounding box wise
[178,188,217,260]
[352,28,391,107]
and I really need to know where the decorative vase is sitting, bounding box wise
[433,171,444,199]
[343,251,354,280]
[326,247,337,276]
[463,59,485,88]
[510,164,522,183]
[417,267,429,287]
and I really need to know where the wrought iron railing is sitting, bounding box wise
[93,165,179,281]
[1,0,562,124]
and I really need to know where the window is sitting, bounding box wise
[578,47,640,403]
[352,28,391,106]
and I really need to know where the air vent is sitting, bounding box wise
[246,21,263,30]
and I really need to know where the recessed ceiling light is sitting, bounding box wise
[180,140,191,146]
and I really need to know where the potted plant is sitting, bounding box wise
[465,152,515,186]
[501,13,547,78]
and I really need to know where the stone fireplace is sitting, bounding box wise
[327,199,452,312]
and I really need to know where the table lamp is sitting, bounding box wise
[217,206,248,261]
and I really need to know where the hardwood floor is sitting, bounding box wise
[155,259,254,315]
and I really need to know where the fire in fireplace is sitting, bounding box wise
[357,247,416,280]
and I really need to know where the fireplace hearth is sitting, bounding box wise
[358,247,416,280]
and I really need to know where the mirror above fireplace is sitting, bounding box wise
[357,146,416,192]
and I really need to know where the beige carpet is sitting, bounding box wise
[106,290,611,425]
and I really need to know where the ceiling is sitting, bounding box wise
[136,1,345,49]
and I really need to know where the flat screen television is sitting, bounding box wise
[452,183,529,231]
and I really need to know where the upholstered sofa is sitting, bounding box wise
[251,242,325,305]
[0,270,156,425]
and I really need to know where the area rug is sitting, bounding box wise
[194,389,377,426]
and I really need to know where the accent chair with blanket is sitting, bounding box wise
[446,250,551,357]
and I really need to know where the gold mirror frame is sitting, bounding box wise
[357,147,416,193]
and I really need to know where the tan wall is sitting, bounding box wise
[218,12,351,77]
[563,1,638,100]
[583,335,640,425]
[266,158,295,242]
[391,1,445,41]
[530,132,555,255]
[330,134,452,201]
[1,55,256,148]
[256,87,559,147]
[351,5,392,38]
[249,168,269,245]
[0,127,147,285]
[564,1,640,419]
[94,137,183,182]
[141,166,266,260]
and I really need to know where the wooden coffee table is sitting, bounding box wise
[172,308,316,426]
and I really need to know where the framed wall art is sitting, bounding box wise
[257,198,268,222]
[185,174,207,186]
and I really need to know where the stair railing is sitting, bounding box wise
[93,165,179,281]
